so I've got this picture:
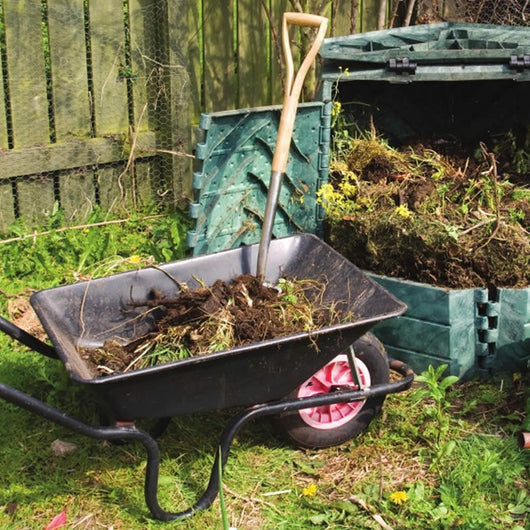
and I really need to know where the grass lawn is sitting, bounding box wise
[0,212,528,529]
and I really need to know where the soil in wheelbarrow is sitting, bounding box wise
[80,274,349,376]
[320,129,529,289]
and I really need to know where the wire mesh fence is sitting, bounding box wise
[0,0,527,237]
[0,0,194,234]
[414,0,529,25]
[452,0,529,25]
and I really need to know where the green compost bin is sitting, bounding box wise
[319,22,530,145]
[319,22,530,378]
[187,23,529,378]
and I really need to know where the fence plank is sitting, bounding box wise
[0,73,8,150]
[0,132,157,180]
[202,0,236,112]
[47,0,92,140]
[0,13,8,150]
[0,181,15,231]
[361,0,379,31]
[165,0,194,197]
[332,0,358,35]
[3,0,50,147]
[238,0,270,108]
[89,0,129,135]
[269,0,290,105]
[127,0,159,204]
[128,0,152,130]
[59,167,96,222]
[186,1,202,123]
[16,175,56,223]
[97,164,134,214]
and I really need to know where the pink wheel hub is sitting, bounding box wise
[296,354,371,430]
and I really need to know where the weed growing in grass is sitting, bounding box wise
[0,207,190,291]
[413,364,459,444]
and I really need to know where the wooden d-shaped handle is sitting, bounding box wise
[257,12,328,280]
[271,12,328,173]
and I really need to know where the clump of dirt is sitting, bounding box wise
[80,274,348,376]
[320,134,529,289]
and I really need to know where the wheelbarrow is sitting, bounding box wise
[0,14,414,522]
[0,234,413,521]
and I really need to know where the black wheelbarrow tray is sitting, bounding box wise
[0,233,413,521]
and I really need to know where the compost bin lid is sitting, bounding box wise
[320,22,530,82]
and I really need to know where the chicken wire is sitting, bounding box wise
[416,0,529,25]
[452,0,529,25]
[0,1,191,233]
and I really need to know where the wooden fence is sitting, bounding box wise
[0,0,388,231]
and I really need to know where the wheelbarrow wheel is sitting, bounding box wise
[274,333,389,449]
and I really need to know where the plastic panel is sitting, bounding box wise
[187,102,331,255]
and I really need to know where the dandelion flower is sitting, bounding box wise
[389,490,409,505]
[129,255,142,264]
[302,483,317,497]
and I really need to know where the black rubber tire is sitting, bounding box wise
[274,333,389,449]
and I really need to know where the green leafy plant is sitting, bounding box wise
[413,364,459,444]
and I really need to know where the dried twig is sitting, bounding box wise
[388,0,403,28]
[138,147,194,159]
[475,143,501,250]
[223,485,284,515]
[350,0,360,33]
[459,218,493,237]
[117,102,148,209]
[0,215,165,246]
[349,495,394,530]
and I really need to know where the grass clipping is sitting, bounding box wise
[82,274,348,376]
[320,133,529,288]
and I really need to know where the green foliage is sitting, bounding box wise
[0,207,190,290]
[413,364,459,443]
[0,202,527,529]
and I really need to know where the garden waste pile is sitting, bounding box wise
[319,129,529,289]
[80,274,348,375]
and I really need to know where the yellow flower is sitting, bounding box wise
[128,255,142,264]
[302,483,317,497]
[331,101,342,118]
[339,180,357,197]
[389,491,409,505]
[394,204,412,219]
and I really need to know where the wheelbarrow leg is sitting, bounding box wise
[0,363,413,521]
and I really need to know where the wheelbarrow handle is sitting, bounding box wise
[271,12,328,174]
[0,314,58,359]
[0,357,413,522]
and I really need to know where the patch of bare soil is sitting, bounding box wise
[6,292,48,342]
[80,274,347,375]
[323,134,529,288]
